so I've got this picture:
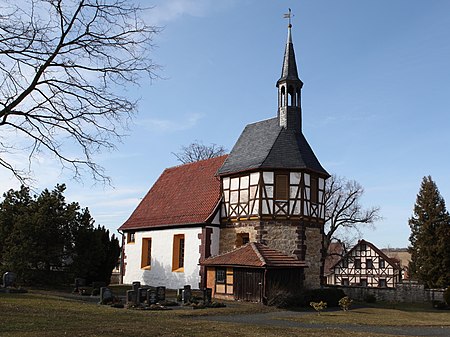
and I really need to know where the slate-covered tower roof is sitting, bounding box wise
[218,23,328,177]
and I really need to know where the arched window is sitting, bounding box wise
[288,85,295,106]
[296,88,301,107]
[280,86,286,107]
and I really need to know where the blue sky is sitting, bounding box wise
[2,0,450,248]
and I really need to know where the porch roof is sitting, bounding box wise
[201,242,307,268]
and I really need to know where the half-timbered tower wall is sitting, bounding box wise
[221,171,326,221]
[220,170,326,288]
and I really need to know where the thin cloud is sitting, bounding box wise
[140,112,203,132]
[144,0,237,25]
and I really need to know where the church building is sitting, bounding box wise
[118,20,329,301]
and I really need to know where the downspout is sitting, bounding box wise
[117,229,125,285]
[263,268,268,304]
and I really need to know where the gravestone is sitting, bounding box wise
[74,278,86,293]
[132,281,141,303]
[126,290,136,306]
[177,288,183,301]
[138,287,148,304]
[203,288,212,305]
[132,281,140,293]
[2,272,16,288]
[147,287,157,305]
[156,286,166,302]
[182,285,192,304]
[100,287,113,304]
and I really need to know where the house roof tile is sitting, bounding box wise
[119,155,227,231]
[324,242,345,275]
[329,239,401,271]
[201,242,308,268]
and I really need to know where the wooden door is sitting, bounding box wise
[234,268,264,302]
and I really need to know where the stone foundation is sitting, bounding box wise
[219,224,258,254]
[220,220,324,289]
[303,227,323,289]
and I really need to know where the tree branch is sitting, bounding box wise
[0,0,162,184]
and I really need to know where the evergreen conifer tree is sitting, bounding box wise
[408,176,450,288]
[0,185,120,285]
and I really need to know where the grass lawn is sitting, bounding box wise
[1,291,448,337]
[284,306,450,326]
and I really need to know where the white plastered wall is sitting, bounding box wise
[124,227,204,289]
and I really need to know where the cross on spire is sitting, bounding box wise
[283,8,294,28]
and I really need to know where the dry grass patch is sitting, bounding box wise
[282,307,450,326]
[0,292,402,337]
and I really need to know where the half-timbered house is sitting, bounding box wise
[119,21,329,297]
[326,240,402,288]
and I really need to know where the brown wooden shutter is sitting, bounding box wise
[310,176,318,203]
[275,174,288,200]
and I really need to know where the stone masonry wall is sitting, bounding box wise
[303,227,323,289]
[327,283,445,303]
[220,220,324,289]
[261,223,298,258]
[219,224,258,254]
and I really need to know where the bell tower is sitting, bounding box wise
[218,9,329,288]
[276,11,304,132]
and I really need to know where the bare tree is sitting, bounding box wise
[0,0,161,184]
[324,174,381,256]
[173,140,227,164]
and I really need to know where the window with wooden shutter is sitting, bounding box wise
[310,176,318,203]
[127,231,135,244]
[172,234,185,272]
[275,174,288,200]
[236,233,250,247]
[141,238,152,269]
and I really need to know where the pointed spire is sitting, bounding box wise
[277,11,304,132]
[287,22,292,43]
[277,22,301,84]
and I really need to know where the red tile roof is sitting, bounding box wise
[119,155,227,231]
[328,239,401,271]
[201,243,307,268]
[324,241,344,275]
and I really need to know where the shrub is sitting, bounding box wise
[444,287,450,306]
[307,288,346,307]
[266,283,305,308]
[267,287,347,308]
[432,300,447,310]
[310,301,327,315]
[338,296,353,312]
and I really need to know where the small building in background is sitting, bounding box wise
[326,239,402,288]
[381,248,411,281]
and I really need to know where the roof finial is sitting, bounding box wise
[283,8,294,28]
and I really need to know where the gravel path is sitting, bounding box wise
[198,310,450,336]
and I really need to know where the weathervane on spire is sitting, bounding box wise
[283,8,294,28]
